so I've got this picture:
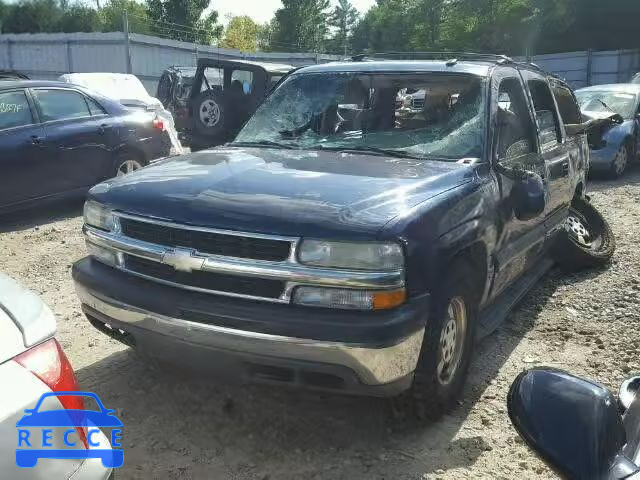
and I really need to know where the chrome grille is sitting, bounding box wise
[119,217,292,262]
[124,255,285,299]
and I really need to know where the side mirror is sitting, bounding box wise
[506,169,546,221]
[508,368,627,480]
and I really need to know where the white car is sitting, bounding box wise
[0,273,113,479]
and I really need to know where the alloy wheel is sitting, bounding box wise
[437,297,467,386]
[566,214,592,247]
[116,159,143,177]
[613,146,628,176]
[200,99,221,127]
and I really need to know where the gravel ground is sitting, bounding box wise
[1,169,639,480]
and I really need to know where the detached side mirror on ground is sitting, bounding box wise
[508,368,640,480]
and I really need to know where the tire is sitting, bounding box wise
[114,153,146,177]
[392,261,479,421]
[192,89,227,138]
[609,143,630,178]
[553,197,615,270]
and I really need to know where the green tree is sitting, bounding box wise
[1,0,64,33]
[99,0,151,34]
[0,1,7,32]
[146,0,223,44]
[327,0,359,55]
[269,0,330,52]
[58,4,100,32]
[220,15,261,51]
[351,0,415,53]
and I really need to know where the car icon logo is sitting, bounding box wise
[15,391,124,469]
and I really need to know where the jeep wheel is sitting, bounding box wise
[553,197,615,270]
[392,262,478,421]
[192,90,226,137]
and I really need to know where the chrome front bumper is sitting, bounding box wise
[75,284,425,386]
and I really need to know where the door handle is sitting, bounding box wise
[29,135,43,145]
[98,124,110,135]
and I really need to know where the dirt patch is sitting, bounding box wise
[2,170,639,480]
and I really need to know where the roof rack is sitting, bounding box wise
[351,52,513,65]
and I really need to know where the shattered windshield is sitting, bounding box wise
[234,72,486,160]
[576,90,637,119]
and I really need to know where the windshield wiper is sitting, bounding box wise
[230,140,297,150]
[596,98,615,113]
[317,145,421,159]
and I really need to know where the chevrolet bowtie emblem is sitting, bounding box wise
[162,248,204,273]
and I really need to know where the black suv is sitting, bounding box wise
[160,58,295,150]
[72,54,614,419]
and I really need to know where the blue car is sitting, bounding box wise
[576,83,640,178]
[0,80,171,215]
[15,391,123,468]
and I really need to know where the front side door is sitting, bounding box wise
[490,70,548,298]
[30,88,115,194]
[521,71,573,234]
[0,89,49,208]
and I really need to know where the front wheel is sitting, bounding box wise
[553,197,615,270]
[392,262,478,421]
[609,144,629,178]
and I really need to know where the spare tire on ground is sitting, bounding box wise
[553,197,615,270]
[192,89,227,138]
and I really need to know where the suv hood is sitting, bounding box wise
[90,147,474,238]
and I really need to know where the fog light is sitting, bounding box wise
[292,286,405,310]
[86,241,121,268]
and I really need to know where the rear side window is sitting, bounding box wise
[551,83,582,125]
[86,96,106,116]
[231,70,254,94]
[527,80,562,145]
[0,91,33,130]
[33,89,91,122]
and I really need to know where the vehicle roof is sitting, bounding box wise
[0,79,84,90]
[295,60,493,76]
[196,58,294,75]
[576,83,640,93]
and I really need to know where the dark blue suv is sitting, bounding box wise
[0,80,171,214]
[72,54,614,420]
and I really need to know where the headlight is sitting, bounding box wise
[84,201,115,231]
[298,240,404,271]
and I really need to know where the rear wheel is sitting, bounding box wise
[115,157,145,177]
[553,197,615,270]
[392,262,478,421]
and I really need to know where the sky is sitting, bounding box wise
[214,0,377,26]
[4,0,378,28]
